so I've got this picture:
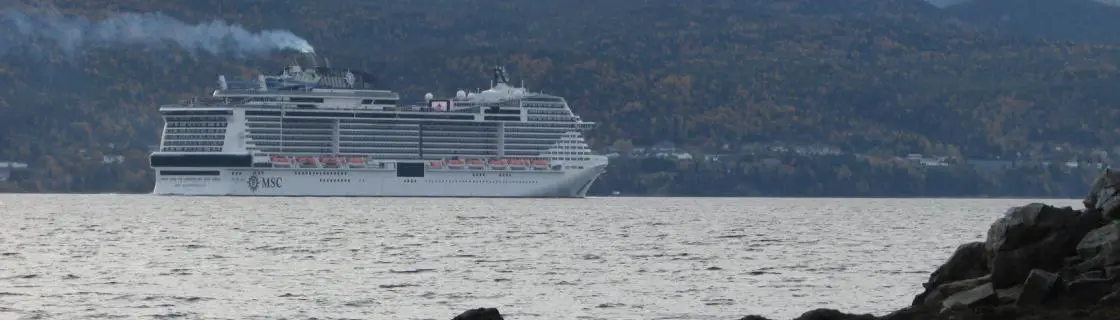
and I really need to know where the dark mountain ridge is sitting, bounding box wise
[942,0,1120,43]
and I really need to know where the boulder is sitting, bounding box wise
[1083,169,1111,210]
[878,306,937,320]
[917,275,990,307]
[451,308,504,320]
[941,282,999,310]
[996,285,1024,304]
[1077,222,1120,265]
[790,308,875,320]
[912,241,989,305]
[1016,269,1062,306]
[985,204,1100,288]
[1084,169,1120,221]
[1106,265,1120,278]
[1065,277,1120,304]
[1099,291,1120,304]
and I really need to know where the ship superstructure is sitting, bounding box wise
[149,55,607,197]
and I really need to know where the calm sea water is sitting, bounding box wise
[0,195,1082,320]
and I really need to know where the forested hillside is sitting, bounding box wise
[1,0,1119,195]
[942,0,1120,43]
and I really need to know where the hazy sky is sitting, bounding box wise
[923,0,1120,8]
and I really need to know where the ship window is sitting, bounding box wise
[150,154,253,168]
[396,162,425,177]
[162,110,233,116]
[290,97,325,103]
[245,110,282,116]
[159,170,221,176]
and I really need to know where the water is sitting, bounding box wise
[0,195,1082,320]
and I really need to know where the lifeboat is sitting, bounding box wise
[467,159,485,169]
[508,159,528,170]
[447,159,464,169]
[489,159,507,169]
[270,156,291,167]
[347,157,366,167]
[531,160,549,170]
[429,160,443,169]
[319,156,340,168]
[295,156,317,168]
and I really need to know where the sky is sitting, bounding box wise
[923,0,1120,8]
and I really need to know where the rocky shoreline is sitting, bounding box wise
[447,170,1120,320]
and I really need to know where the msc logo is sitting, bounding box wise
[247,172,282,192]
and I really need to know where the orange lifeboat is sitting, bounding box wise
[270,156,291,166]
[319,156,340,167]
[489,159,508,169]
[508,159,528,169]
[347,157,366,167]
[447,159,464,169]
[467,159,485,169]
[295,156,316,167]
[531,159,549,169]
[429,160,443,169]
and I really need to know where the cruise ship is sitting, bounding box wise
[149,55,608,197]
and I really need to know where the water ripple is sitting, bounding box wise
[0,195,1079,319]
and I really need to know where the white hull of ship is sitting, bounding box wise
[152,164,607,198]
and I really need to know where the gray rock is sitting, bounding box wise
[941,282,998,310]
[912,242,988,305]
[451,308,503,320]
[1016,269,1061,306]
[1085,169,1120,221]
[1065,278,1120,303]
[985,203,1080,256]
[1077,222,1120,263]
[1100,193,1120,221]
[985,205,1100,288]
[790,308,875,320]
[1085,170,1109,212]
[1079,270,1106,280]
[918,275,990,307]
[996,285,1023,304]
[1106,265,1120,278]
[1099,291,1120,305]
[878,306,943,320]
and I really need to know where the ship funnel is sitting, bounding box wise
[218,75,228,90]
[305,52,319,68]
[491,66,509,87]
[257,74,267,91]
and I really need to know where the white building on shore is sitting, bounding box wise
[0,162,28,181]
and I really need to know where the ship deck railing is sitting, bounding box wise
[161,100,483,114]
